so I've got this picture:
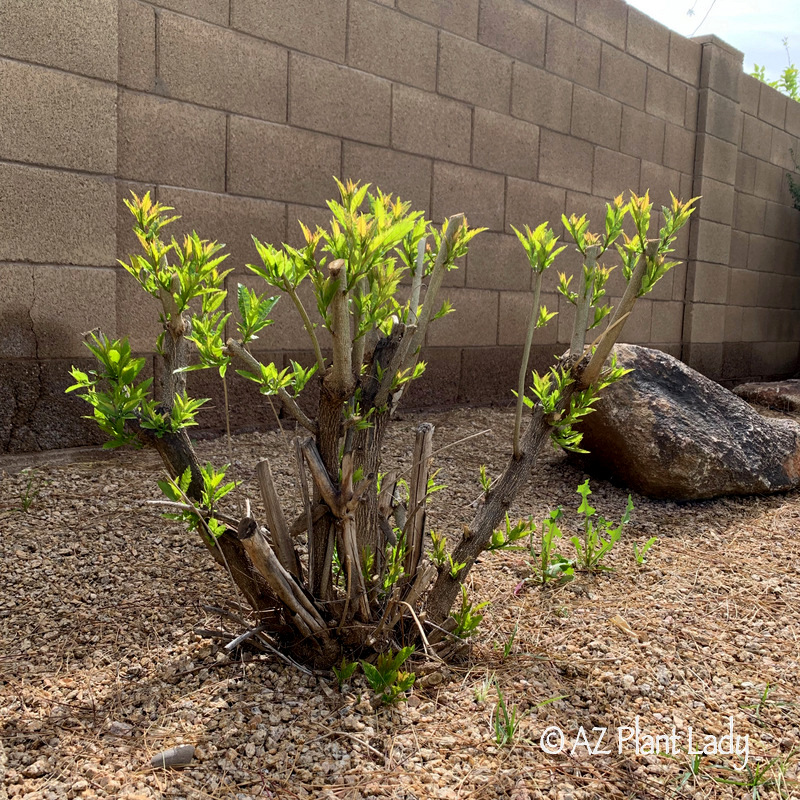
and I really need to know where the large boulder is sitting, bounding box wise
[574,344,800,500]
[734,379,800,412]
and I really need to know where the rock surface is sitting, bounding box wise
[575,344,800,500]
[734,379,800,412]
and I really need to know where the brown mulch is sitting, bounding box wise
[1,406,799,800]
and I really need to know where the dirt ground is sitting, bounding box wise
[1,405,799,800]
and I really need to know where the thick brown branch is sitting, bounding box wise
[326,259,354,396]
[403,423,434,580]
[426,396,573,624]
[300,438,342,514]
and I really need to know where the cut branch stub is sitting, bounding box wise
[232,517,331,646]
[403,423,435,581]
[255,460,301,581]
[293,437,317,593]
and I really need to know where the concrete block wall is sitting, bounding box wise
[1,0,799,452]
[0,0,120,452]
[681,38,800,382]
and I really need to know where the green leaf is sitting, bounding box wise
[576,480,595,517]
[360,660,382,689]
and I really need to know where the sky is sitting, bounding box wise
[624,0,800,83]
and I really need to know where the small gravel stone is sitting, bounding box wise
[150,745,195,768]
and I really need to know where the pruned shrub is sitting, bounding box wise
[68,181,695,667]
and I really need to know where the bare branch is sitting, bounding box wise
[407,235,427,325]
[293,437,316,593]
[351,277,369,380]
[346,473,374,513]
[570,244,601,357]
[286,287,326,374]
[400,214,465,374]
[578,242,654,388]
[340,517,370,622]
[223,623,270,651]
[276,388,317,434]
[513,270,544,459]
[403,423,435,580]
[300,438,342,514]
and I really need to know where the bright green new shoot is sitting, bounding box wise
[487,514,534,552]
[332,657,358,688]
[157,463,237,539]
[530,507,574,585]
[361,646,415,704]
[429,530,448,568]
[427,530,466,578]
[452,584,489,639]
[479,464,492,496]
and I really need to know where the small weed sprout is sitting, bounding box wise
[361,646,415,705]
[677,752,705,792]
[741,682,793,725]
[713,757,785,798]
[474,671,494,703]
[633,536,658,564]
[332,657,358,689]
[18,469,43,513]
[492,679,521,746]
[570,480,633,572]
[498,624,517,659]
[529,507,574,585]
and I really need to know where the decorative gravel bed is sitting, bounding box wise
[1,406,798,799]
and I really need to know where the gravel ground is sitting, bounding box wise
[1,406,799,800]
